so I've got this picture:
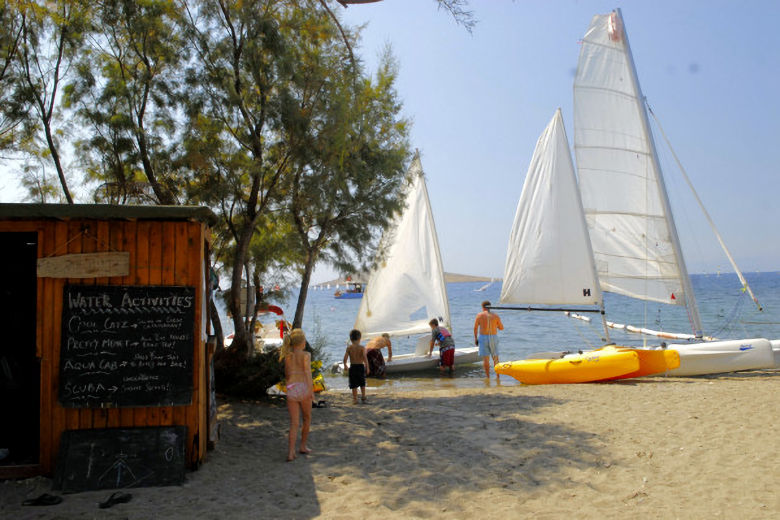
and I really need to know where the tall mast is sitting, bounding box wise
[416,149,453,333]
[615,8,703,337]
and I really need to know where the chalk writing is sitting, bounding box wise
[54,427,187,493]
[59,285,195,408]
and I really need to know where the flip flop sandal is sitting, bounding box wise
[99,492,133,509]
[22,493,63,506]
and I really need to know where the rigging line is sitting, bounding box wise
[711,293,748,338]
[647,103,763,312]
[572,317,598,350]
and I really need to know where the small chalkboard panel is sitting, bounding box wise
[59,285,195,408]
[54,427,187,493]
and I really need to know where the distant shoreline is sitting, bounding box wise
[312,272,498,288]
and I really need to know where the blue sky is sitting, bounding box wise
[321,0,780,282]
[1,1,777,283]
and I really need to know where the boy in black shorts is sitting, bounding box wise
[343,329,369,403]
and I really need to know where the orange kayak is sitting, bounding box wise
[593,346,680,380]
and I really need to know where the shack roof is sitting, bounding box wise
[0,203,218,226]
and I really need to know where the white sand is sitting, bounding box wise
[2,371,779,519]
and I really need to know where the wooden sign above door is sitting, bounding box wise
[37,252,130,278]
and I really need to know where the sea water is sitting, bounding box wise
[221,272,780,390]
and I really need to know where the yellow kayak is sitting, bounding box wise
[593,346,680,380]
[495,350,639,384]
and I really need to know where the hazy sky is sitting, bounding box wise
[1,1,777,284]
[318,0,780,282]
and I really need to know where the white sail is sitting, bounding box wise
[354,153,450,338]
[573,9,702,335]
[501,109,602,308]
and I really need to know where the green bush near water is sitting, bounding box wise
[214,330,327,400]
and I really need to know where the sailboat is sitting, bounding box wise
[496,10,774,382]
[353,152,479,373]
[474,278,495,292]
[495,109,670,383]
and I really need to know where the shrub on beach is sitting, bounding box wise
[213,335,326,399]
[213,347,285,400]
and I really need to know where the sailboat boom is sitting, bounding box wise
[488,306,603,313]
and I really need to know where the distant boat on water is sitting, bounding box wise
[334,282,365,299]
[474,278,495,292]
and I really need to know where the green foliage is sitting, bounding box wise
[4,0,412,357]
[67,0,185,204]
[9,0,93,203]
[284,39,410,325]
[0,2,29,153]
[213,346,285,400]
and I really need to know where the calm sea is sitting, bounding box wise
[223,272,780,390]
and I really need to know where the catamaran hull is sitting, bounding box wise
[384,347,480,374]
[495,350,639,385]
[771,339,780,368]
[667,338,774,376]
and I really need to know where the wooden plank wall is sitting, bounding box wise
[0,218,208,475]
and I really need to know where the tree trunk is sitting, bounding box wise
[210,298,225,353]
[229,227,254,358]
[138,129,176,205]
[43,117,73,203]
[293,251,315,329]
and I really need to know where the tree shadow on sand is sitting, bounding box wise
[208,388,607,518]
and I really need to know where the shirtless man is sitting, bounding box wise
[474,300,504,379]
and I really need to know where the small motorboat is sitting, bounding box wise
[334,282,365,299]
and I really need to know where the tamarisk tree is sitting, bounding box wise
[285,48,409,328]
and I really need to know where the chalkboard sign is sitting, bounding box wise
[54,426,187,493]
[59,285,195,408]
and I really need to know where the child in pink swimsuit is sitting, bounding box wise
[280,329,313,461]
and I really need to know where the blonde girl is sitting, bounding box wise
[279,328,313,461]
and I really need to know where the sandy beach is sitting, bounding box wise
[2,371,779,519]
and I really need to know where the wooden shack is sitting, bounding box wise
[0,204,218,482]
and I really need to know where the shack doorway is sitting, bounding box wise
[0,232,39,467]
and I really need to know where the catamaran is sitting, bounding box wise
[495,9,774,382]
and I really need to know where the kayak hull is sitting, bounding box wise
[495,350,640,384]
[595,346,680,380]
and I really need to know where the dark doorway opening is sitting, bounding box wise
[0,232,39,467]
